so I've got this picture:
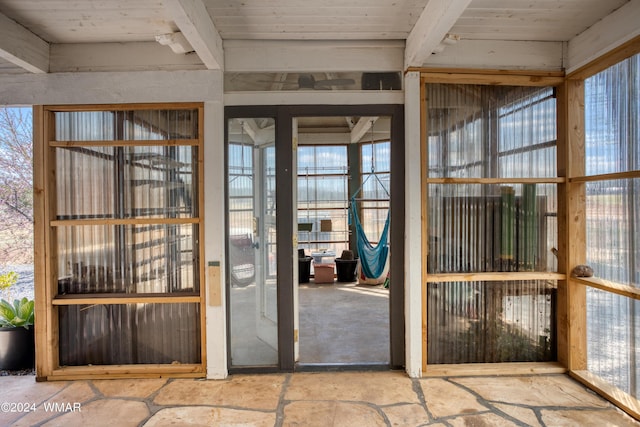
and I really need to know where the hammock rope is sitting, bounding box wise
[349,119,390,280]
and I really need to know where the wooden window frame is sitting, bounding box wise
[34,103,206,380]
[419,36,640,421]
[419,70,567,377]
[563,37,640,420]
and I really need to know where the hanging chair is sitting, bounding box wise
[349,118,390,285]
[350,197,390,285]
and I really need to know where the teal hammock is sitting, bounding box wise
[350,196,390,279]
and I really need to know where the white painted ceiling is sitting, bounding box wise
[0,0,628,43]
[0,0,633,76]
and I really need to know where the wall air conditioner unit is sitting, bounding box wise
[361,72,402,90]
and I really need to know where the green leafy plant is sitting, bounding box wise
[0,271,34,328]
[0,297,34,328]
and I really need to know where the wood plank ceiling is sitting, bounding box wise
[0,0,631,74]
[0,0,627,43]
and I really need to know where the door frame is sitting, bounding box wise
[225,104,405,372]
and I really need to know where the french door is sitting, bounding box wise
[225,105,404,371]
[227,117,279,367]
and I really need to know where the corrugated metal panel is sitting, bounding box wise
[428,184,557,273]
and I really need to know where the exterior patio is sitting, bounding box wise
[0,0,639,424]
[2,371,639,426]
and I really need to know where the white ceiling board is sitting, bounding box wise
[0,69,223,105]
[224,91,404,107]
[50,42,206,73]
[424,39,564,70]
[0,0,176,43]
[0,0,633,77]
[451,0,629,41]
[205,0,429,40]
[224,40,404,73]
[298,133,351,145]
[567,0,640,74]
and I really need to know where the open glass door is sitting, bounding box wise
[227,118,278,367]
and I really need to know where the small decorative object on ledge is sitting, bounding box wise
[572,264,594,278]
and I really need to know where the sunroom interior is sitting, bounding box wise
[226,113,393,367]
[0,0,639,422]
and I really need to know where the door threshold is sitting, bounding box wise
[296,362,391,372]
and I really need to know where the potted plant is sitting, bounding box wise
[335,250,359,282]
[0,271,35,370]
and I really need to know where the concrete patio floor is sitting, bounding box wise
[1,371,639,426]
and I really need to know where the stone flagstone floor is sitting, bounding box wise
[1,372,639,426]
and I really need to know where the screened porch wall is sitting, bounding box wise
[47,106,204,370]
[424,83,559,365]
[58,303,201,365]
[427,280,556,364]
[583,53,640,399]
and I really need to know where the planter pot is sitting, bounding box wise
[0,326,35,370]
[335,258,358,282]
[299,256,312,283]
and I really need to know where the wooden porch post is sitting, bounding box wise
[556,79,587,370]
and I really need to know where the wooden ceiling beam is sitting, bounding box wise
[165,0,224,70]
[405,0,472,69]
[0,11,49,73]
[351,116,378,144]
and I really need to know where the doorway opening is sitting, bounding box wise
[225,105,404,372]
[295,116,391,366]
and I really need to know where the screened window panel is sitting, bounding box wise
[297,145,349,255]
[583,53,639,399]
[298,176,348,204]
[57,224,198,294]
[361,141,391,175]
[586,179,639,287]
[54,109,199,141]
[427,84,557,179]
[58,303,201,366]
[56,146,115,217]
[587,289,639,400]
[298,145,348,174]
[428,184,558,273]
[585,54,640,175]
[427,280,556,364]
[228,142,254,232]
[56,145,197,219]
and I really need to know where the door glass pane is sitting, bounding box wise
[227,118,278,366]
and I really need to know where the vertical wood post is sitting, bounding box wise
[557,80,588,370]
